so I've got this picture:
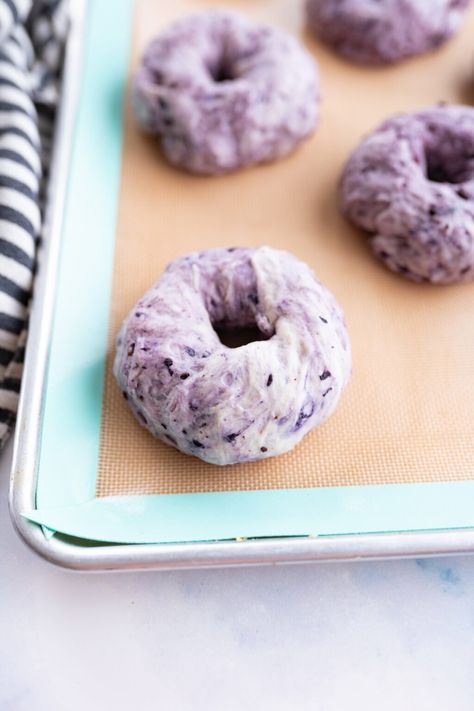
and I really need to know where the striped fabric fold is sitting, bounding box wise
[0,0,66,447]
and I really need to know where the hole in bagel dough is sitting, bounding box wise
[208,55,237,83]
[214,325,271,349]
[425,144,474,185]
[204,256,275,349]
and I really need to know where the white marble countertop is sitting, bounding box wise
[1,436,473,711]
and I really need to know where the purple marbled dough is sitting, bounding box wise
[339,105,474,284]
[306,0,471,64]
[132,10,319,174]
[114,247,351,466]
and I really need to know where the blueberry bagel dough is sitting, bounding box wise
[340,105,474,284]
[114,247,351,466]
[306,0,471,64]
[132,10,319,175]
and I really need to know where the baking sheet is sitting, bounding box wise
[97,0,474,496]
[23,0,474,546]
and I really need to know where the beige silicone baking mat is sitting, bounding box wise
[96,0,474,497]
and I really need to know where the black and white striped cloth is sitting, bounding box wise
[0,0,67,446]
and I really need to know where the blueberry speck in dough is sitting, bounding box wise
[114,246,351,465]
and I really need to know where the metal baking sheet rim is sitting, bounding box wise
[8,0,474,572]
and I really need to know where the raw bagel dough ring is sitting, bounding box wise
[339,105,474,284]
[305,0,471,64]
[132,10,319,174]
[114,247,351,466]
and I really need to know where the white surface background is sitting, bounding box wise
[2,437,474,711]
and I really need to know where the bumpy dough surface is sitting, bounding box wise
[306,0,471,64]
[340,105,474,284]
[114,247,351,466]
[132,10,319,174]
